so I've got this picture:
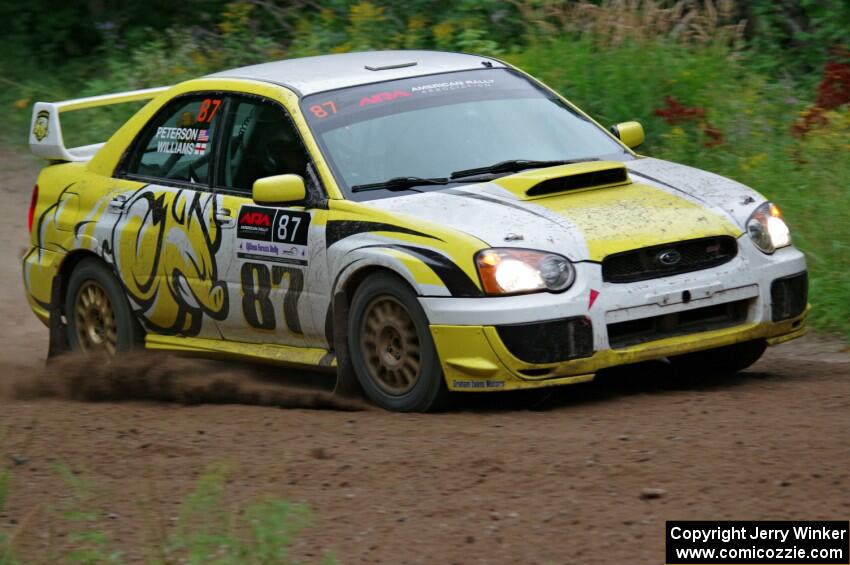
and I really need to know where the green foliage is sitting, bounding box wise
[742,0,850,78]
[54,464,124,564]
[510,35,849,336]
[0,462,316,564]
[165,463,311,564]
[0,468,13,565]
[0,1,847,335]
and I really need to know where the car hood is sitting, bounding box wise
[364,158,751,262]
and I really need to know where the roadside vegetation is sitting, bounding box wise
[1,0,846,335]
[0,454,318,564]
[0,3,846,559]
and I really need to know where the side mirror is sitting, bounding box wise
[609,121,645,149]
[252,174,306,206]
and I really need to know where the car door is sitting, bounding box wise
[213,94,330,349]
[110,93,230,338]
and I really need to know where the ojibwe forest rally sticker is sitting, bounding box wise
[236,205,310,267]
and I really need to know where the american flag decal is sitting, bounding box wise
[198,129,209,142]
[194,143,207,155]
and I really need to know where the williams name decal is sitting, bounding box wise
[236,206,310,266]
[155,127,209,155]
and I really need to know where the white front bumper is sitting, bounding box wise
[420,238,806,350]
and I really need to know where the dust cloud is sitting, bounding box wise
[3,352,367,411]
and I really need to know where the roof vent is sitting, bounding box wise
[365,62,418,71]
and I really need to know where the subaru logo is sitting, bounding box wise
[657,249,682,266]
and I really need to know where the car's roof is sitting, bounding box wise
[208,50,506,96]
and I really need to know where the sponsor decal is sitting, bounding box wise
[33,110,49,142]
[452,379,505,389]
[359,90,411,107]
[236,205,310,265]
[410,79,495,94]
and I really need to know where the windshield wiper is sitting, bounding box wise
[450,158,598,180]
[351,176,450,193]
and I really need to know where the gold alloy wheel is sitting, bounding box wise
[74,280,118,355]
[360,295,422,395]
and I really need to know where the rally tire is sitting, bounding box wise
[347,272,449,412]
[64,258,144,356]
[668,339,768,376]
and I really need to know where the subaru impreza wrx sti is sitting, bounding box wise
[24,50,808,411]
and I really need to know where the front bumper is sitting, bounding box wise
[423,240,808,391]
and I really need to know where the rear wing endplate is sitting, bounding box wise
[29,86,170,162]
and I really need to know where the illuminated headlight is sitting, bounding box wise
[475,248,575,295]
[747,202,791,254]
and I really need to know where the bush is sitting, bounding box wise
[0,1,847,336]
[0,462,318,564]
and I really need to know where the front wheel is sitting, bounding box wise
[668,339,767,376]
[347,273,449,412]
[64,258,144,356]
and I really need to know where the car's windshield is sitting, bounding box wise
[301,68,631,200]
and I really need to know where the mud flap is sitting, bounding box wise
[47,276,70,359]
[331,291,363,398]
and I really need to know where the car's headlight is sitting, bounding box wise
[747,201,791,254]
[475,248,575,295]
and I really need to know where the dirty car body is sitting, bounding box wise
[23,51,808,411]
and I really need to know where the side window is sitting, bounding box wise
[125,95,223,185]
[221,98,309,194]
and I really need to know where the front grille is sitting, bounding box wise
[496,316,593,364]
[771,271,808,321]
[607,299,750,349]
[602,236,738,283]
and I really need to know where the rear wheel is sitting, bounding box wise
[668,339,767,376]
[348,273,449,412]
[65,258,143,356]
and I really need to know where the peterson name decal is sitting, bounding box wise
[155,127,209,155]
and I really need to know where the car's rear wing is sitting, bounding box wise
[28,86,170,162]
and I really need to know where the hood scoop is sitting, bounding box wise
[494,161,632,200]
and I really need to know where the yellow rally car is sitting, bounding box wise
[24,50,808,411]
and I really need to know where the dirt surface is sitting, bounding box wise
[1,146,849,563]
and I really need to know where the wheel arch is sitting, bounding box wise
[328,259,424,399]
[55,249,105,314]
[47,249,144,357]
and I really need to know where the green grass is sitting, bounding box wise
[0,461,321,564]
[1,29,847,337]
[511,37,850,337]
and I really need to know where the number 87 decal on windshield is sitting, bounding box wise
[236,206,311,266]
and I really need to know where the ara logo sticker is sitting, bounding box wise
[33,110,49,142]
[237,207,275,242]
[358,90,411,107]
[239,211,272,227]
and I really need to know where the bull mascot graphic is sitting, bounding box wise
[110,188,229,335]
